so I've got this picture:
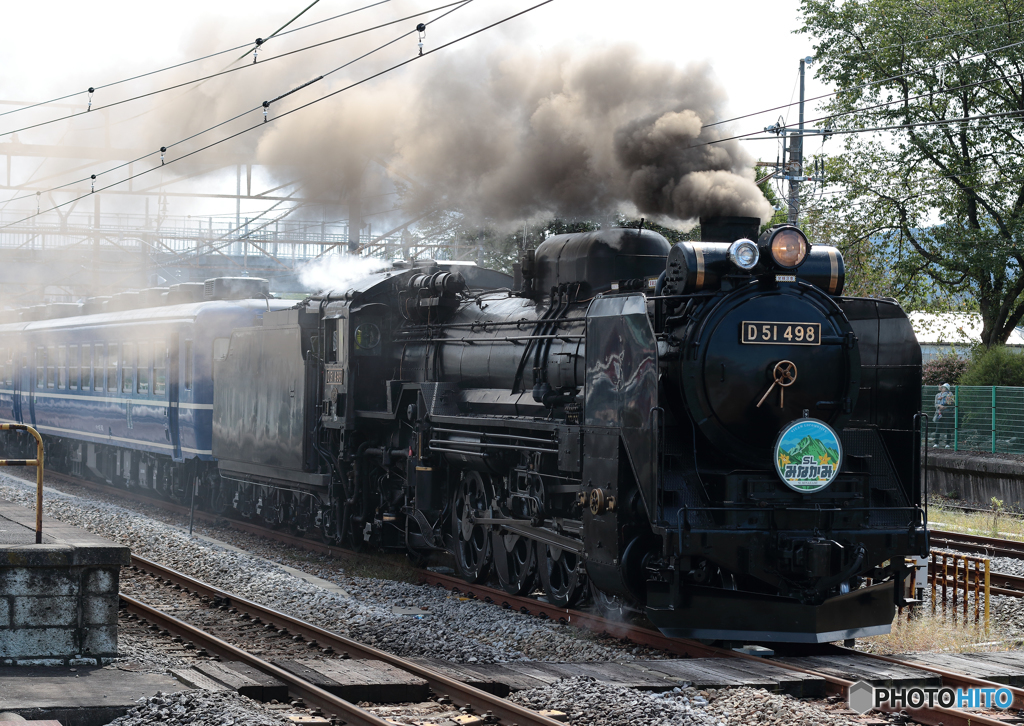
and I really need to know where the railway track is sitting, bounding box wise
[130,552,1024,726]
[125,554,564,726]
[422,570,1024,726]
[931,529,1024,560]
[22,471,1024,725]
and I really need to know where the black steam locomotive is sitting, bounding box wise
[3,215,928,643]
[214,214,927,642]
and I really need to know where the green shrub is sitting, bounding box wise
[922,352,969,385]
[960,346,1024,387]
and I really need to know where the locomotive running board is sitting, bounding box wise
[645,580,895,644]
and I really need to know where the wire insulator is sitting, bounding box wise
[253,38,264,64]
[87,87,95,112]
[417,23,426,56]
[36,191,40,215]
[90,174,96,193]
[160,146,167,165]
[262,100,270,123]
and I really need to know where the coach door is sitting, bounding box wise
[167,334,182,462]
[12,354,22,423]
[16,354,32,425]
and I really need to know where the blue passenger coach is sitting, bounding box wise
[0,281,291,501]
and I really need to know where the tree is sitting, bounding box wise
[922,351,970,385]
[800,0,1024,345]
[960,345,1024,386]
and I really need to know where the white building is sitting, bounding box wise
[909,312,1024,362]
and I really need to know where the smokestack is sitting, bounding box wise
[700,216,760,243]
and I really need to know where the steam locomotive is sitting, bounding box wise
[0,215,928,643]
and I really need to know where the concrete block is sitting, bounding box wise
[0,569,76,597]
[83,568,118,595]
[0,598,8,628]
[82,626,117,656]
[12,597,77,628]
[0,628,75,658]
[83,596,117,626]
[13,658,66,666]
[69,656,98,666]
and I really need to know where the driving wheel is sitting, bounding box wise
[451,471,493,583]
[538,543,588,608]
[493,530,538,595]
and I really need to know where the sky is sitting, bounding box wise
[0,0,833,226]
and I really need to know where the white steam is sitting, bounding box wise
[298,254,389,293]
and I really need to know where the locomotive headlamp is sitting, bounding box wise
[769,227,810,268]
[727,239,759,270]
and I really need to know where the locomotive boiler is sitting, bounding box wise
[209,215,928,643]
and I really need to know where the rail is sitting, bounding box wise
[0,423,44,543]
[119,593,394,726]
[128,555,564,726]
[419,570,1016,726]
[30,470,1024,726]
[929,528,1024,559]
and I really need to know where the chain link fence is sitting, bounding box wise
[924,385,1024,454]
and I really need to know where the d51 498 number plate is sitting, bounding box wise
[741,321,820,345]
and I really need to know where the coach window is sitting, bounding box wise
[154,344,166,395]
[122,342,135,394]
[69,345,79,390]
[83,344,93,391]
[184,341,193,392]
[107,344,118,393]
[46,345,56,388]
[57,345,66,389]
[137,342,150,394]
[94,343,106,392]
[213,338,229,362]
[4,350,11,385]
[35,347,44,389]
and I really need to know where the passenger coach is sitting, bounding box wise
[0,278,290,501]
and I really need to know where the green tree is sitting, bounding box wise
[922,351,970,385]
[800,0,1024,344]
[960,345,1024,386]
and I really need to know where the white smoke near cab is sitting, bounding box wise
[297,254,389,293]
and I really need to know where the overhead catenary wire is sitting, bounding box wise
[0,0,471,143]
[704,35,1024,130]
[0,0,394,122]
[695,106,1024,149]
[0,0,556,233]
[0,0,475,207]
[232,0,326,63]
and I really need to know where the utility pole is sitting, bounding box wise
[763,56,829,227]
[787,57,808,225]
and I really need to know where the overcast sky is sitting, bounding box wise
[0,0,832,222]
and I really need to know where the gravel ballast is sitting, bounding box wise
[0,474,661,663]
[106,691,289,726]
[0,474,902,725]
[508,678,865,726]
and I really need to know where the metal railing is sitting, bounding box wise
[924,385,1024,454]
[0,423,44,543]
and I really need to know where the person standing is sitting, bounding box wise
[933,383,954,447]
